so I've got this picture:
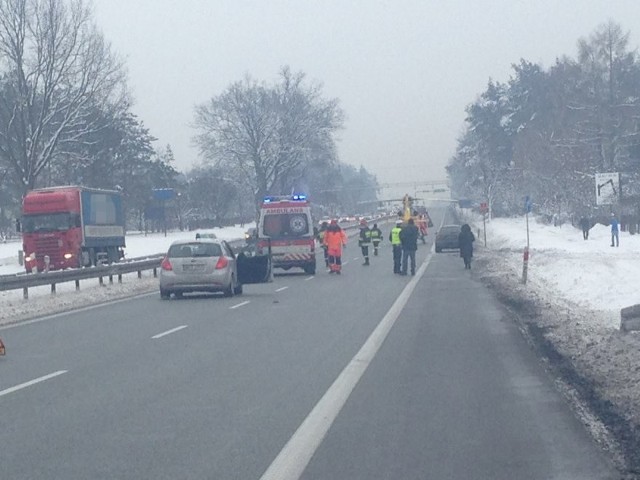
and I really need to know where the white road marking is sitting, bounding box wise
[304,276,314,281]
[259,254,433,480]
[229,301,250,309]
[342,261,349,266]
[352,257,359,261]
[151,325,188,339]
[0,370,68,398]
[275,287,289,292]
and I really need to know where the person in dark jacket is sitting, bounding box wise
[399,218,419,275]
[579,216,590,240]
[458,224,475,269]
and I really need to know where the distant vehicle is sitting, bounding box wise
[195,232,217,239]
[19,186,125,272]
[435,225,461,253]
[256,194,316,275]
[159,238,271,299]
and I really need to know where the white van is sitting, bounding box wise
[256,195,316,275]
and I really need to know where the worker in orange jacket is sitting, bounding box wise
[323,220,347,274]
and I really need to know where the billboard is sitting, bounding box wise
[595,172,619,206]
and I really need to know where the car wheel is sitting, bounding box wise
[174,292,183,299]
[223,276,235,297]
[435,246,442,253]
[160,289,170,300]
[236,283,243,295]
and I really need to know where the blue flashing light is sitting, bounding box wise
[262,194,307,203]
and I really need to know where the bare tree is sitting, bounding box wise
[0,0,127,195]
[193,68,343,217]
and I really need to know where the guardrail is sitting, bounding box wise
[0,256,164,299]
[0,238,246,300]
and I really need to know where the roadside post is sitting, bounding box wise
[522,196,531,284]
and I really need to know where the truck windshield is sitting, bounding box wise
[262,213,310,238]
[22,213,80,233]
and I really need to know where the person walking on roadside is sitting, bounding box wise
[458,223,476,269]
[323,220,347,274]
[358,219,372,266]
[389,220,403,274]
[370,223,383,256]
[317,221,329,267]
[579,216,591,240]
[399,217,419,276]
[611,213,620,247]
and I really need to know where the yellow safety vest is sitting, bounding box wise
[391,227,402,245]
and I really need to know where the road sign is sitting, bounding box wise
[524,196,532,214]
[595,172,619,206]
[480,202,488,214]
[152,188,175,201]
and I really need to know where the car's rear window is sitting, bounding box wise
[262,213,310,237]
[441,226,461,234]
[168,243,222,258]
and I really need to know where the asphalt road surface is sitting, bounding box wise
[0,209,618,479]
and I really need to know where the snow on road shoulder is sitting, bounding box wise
[482,216,640,325]
[0,225,251,327]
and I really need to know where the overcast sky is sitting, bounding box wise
[93,0,640,190]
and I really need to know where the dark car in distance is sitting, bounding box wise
[435,225,461,253]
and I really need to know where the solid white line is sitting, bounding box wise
[151,325,188,339]
[259,254,433,480]
[0,370,68,398]
[275,287,289,292]
[229,301,250,310]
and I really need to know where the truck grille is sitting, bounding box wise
[34,237,63,263]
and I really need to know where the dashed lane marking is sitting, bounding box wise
[151,325,188,339]
[229,301,250,310]
[0,370,68,398]
[276,287,289,292]
[304,276,314,281]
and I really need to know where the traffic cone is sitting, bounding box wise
[0,337,5,356]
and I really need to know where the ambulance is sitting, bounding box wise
[256,194,316,274]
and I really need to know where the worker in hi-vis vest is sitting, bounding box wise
[389,219,403,274]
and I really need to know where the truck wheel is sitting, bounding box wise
[304,264,316,275]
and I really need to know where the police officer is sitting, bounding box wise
[389,220,403,274]
[358,219,372,265]
[370,223,382,256]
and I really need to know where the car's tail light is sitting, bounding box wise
[215,256,229,269]
[161,257,173,271]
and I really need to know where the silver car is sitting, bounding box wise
[159,239,242,298]
[159,238,273,299]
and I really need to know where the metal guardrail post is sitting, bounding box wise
[51,283,56,295]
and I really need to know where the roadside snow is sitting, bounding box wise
[0,225,252,327]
